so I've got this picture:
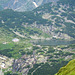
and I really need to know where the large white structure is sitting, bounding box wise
[12,38,19,42]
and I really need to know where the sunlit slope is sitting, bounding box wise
[56,59,75,75]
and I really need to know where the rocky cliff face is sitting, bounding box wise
[0,0,58,11]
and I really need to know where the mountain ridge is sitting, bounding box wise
[0,0,58,11]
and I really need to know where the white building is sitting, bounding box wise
[12,38,19,42]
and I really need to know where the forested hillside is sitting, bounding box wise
[0,0,75,39]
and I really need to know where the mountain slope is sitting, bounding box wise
[0,9,50,40]
[58,0,75,6]
[33,1,75,39]
[0,0,58,12]
[56,59,75,75]
[0,0,75,40]
[0,0,75,75]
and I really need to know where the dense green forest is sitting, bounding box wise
[28,61,68,75]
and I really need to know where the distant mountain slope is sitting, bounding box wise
[0,9,51,41]
[33,1,75,39]
[56,59,75,75]
[0,0,58,12]
[0,0,75,40]
[58,0,75,6]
